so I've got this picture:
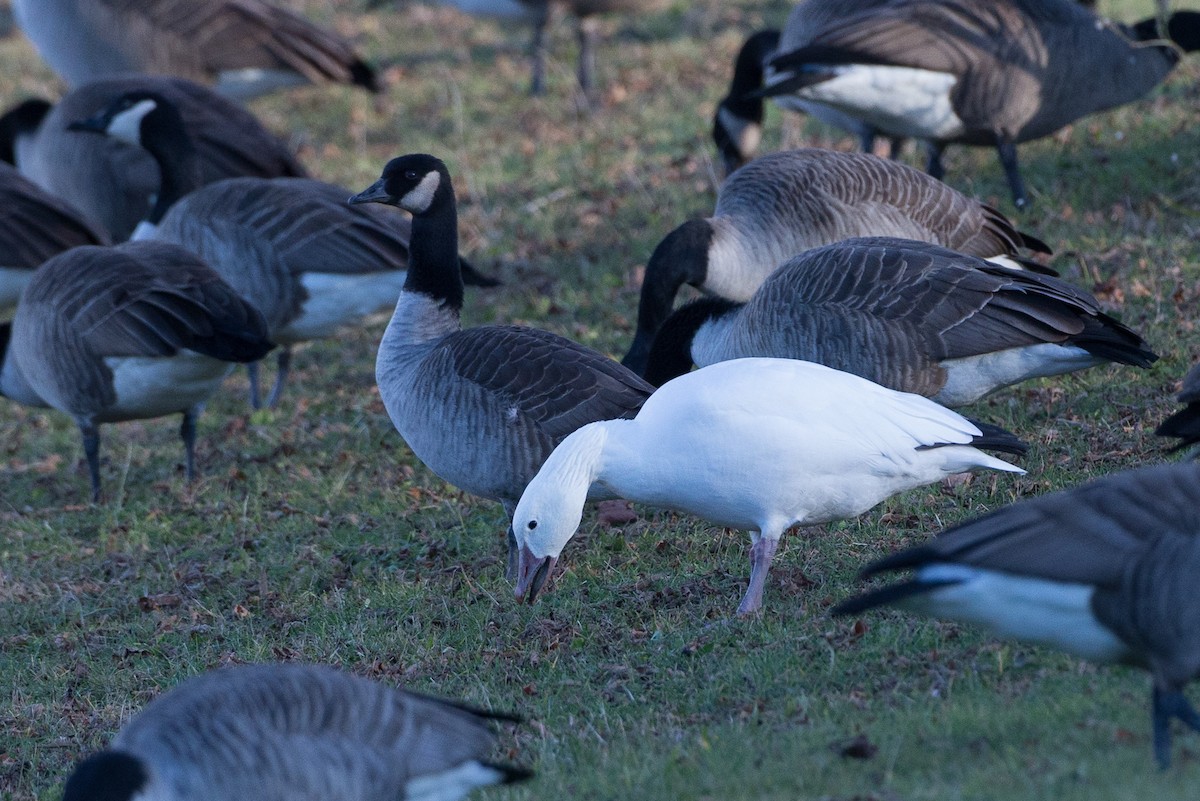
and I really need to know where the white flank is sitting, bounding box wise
[983,255,1025,271]
[275,270,408,343]
[107,99,158,146]
[0,267,33,313]
[130,220,159,242]
[936,343,1099,406]
[214,68,310,100]
[772,65,964,140]
[401,172,442,215]
[907,564,1131,664]
[405,761,508,801]
[102,351,233,421]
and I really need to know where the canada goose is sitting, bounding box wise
[834,459,1200,768]
[0,161,109,316]
[0,75,307,241]
[621,148,1052,375]
[62,663,532,801]
[0,241,272,501]
[713,0,904,174]
[70,91,496,409]
[1156,362,1200,451]
[349,153,653,578]
[758,2,1200,207]
[512,357,1025,616]
[642,237,1158,402]
[12,0,377,99]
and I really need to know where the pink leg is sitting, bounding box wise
[736,536,779,617]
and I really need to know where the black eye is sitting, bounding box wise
[404,170,418,180]
[527,520,537,530]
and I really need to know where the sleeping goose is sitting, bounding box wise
[0,75,307,241]
[1156,362,1200,451]
[12,0,377,99]
[70,90,496,409]
[0,241,272,501]
[0,161,109,316]
[621,147,1052,374]
[833,459,1200,768]
[62,663,532,801]
[349,153,653,578]
[759,1,1200,207]
[641,237,1158,403]
[512,357,1025,616]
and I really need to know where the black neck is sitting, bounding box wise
[404,182,464,311]
[642,297,738,387]
[139,104,204,224]
[724,29,780,121]
[0,321,10,392]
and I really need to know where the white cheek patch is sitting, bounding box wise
[106,99,158,146]
[400,171,441,213]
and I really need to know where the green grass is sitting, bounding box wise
[3,0,1200,798]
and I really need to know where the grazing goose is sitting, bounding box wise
[714,0,903,174]
[62,663,532,801]
[349,153,653,577]
[512,357,1025,616]
[12,0,377,99]
[70,91,495,409]
[642,237,1158,402]
[758,1,1200,207]
[833,460,1200,768]
[621,148,1052,375]
[1156,362,1200,451]
[0,76,307,241]
[0,161,109,316]
[0,241,272,501]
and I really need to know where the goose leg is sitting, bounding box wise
[577,16,600,102]
[529,8,551,95]
[995,137,1027,209]
[265,346,292,409]
[857,129,877,155]
[1152,686,1200,769]
[885,136,906,160]
[737,535,779,616]
[180,406,199,481]
[77,418,102,503]
[247,361,263,410]
[925,141,946,180]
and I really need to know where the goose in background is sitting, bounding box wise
[0,161,109,316]
[834,460,1200,768]
[0,241,272,502]
[62,663,532,801]
[1156,362,1200,451]
[0,75,307,241]
[512,357,1026,616]
[758,2,1200,207]
[621,148,1052,375]
[12,0,378,99]
[70,91,496,409]
[641,237,1158,402]
[349,153,653,578]
[713,0,903,175]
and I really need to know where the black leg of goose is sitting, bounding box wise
[77,419,102,503]
[885,136,906,160]
[180,406,198,481]
[577,16,600,104]
[995,137,1027,209]
[925,141,946,180]
[247,361,263,410]
[265,346,292,409]
[1153,686,1200,768]
[857,129,876,155]
[530,9,550,95]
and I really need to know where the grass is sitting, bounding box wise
[2,0,1200,798]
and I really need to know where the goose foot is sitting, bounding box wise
[1153,686,1200,769]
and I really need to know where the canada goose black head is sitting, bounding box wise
[68,91,177,150]
[641,297,740,387]
[712,29,781,175]
[63,750,148,801]
[0,98,51,165]
[349,153,452,216]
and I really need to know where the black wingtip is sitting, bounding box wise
[459,257,502,288]
[1017,230,1053,256]
[831,577,959,617]
[1155,404,1200,451]
[485,762,535,784]
[351,59,380,93]
[963,419,1028,457]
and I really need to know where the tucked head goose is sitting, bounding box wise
[621,147,1052,374]
[0,241,272,501]
[70,91,496,409]
[642,237,1158,402]
[62,663,532,801]
[1156,362,1200,451]
[758,1,1200,207]
[713,0,903,174]
[12,0,377,99]
[834,460,1200,768]
[0,161,109,316]
[512,357,1025,616]
[0,75,307,241]
[349,153,653,578]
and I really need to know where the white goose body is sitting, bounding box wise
[514,357,1023,615]
[100,352,235,422]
